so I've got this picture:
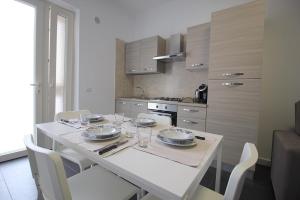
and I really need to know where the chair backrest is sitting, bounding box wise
[54,110,91,121]
[224,143,258,200]
[24,135,72,200]
[25,135,39,182]
[137,113,172,126]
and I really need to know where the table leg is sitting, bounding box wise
[215,143,222,192]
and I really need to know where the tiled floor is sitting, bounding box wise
[0,157,275,200]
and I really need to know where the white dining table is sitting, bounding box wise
[35,115,223,200]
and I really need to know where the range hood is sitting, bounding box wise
[153,33,185,62]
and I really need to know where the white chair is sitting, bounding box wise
[24,135,139,200]
[137,113,171,126]
[142,143,258,200]
[54,110,94,171]
[26,135,44,200]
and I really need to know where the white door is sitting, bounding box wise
[0,0,45,161]
[47,4,75,121]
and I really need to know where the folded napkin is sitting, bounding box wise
[61,131,137,157]
[134,136,216,167]
[78,135,137,157]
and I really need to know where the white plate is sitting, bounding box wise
[158,128,194,142]
[135,118,156,125]
[82,125,120,141]
[156,138,197,147]
[86,114,104,122]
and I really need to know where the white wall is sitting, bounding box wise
[61,0,134,114]
[258,0,300,161]
[131,0,252,40]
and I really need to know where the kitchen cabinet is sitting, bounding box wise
[115,100,131,117]
[185,23,210,71]
[115,99,148,118]
[177,105,206,131]
[206,79,261,165]
[125,36,166,75]
[208,0,264,79]
[125,41,140,74]
[206,0,264,166]
[129,101,148,118]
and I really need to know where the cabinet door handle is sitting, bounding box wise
[134,103,144,106]
[130,69,137,72]
[222,72,244,77]
[192,63,204,67]
[183,108,199,113]
[182,119,198,124]
[222,82,244,87]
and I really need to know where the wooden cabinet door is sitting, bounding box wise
[125,41,140,74]
[115,100,130,117]
[140,37,158,73]
[209,0,264,79]
[206,79,261,165]
[186,23,210,70]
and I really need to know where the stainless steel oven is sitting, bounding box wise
[148,102,177,126]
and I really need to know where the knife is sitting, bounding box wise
[195,135,205,140]
[97,140,128,155]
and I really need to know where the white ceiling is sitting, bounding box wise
[112,0,175,14]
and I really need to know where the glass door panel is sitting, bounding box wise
[55,15,67,114]
[0,0,37,156]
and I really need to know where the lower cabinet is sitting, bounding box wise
[115,100,130,116]
[130,101,148,118]
[206,79,261,165]
[177,105,207,131]
[115,99,147,118]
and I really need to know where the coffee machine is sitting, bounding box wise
[195,84,208,103]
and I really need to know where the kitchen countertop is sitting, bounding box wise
[116,97,207,108]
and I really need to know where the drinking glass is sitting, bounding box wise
[113,113,124,127]
[137,126,152,148]
[80,113,90,126]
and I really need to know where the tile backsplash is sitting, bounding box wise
[133,62,208,98]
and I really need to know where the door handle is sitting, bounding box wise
[222,72,244,77]
[222,82,244,87]
[182,119,198,124]
[183,108,199,113]
[30,83,41,94]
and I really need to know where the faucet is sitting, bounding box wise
[136,86,145,99]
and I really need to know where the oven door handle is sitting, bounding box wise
[149,111,172,117]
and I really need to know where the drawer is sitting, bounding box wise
[178,105,206,119]
[177,117,206,132]
[115,100,131,117]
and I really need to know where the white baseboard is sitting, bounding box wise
[0,149,27,163]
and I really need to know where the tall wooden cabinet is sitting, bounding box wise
[206,0,264,166]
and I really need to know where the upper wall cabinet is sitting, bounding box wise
[208,0,264,79]
[125,36,166,75]
[125,41,140,74]
[185,23,210,71]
